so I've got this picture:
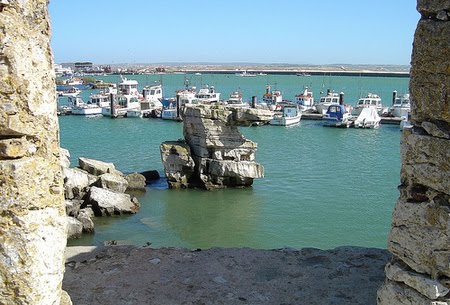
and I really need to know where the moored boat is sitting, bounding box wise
[353,93,386,116]
[269,103,302,126]
[59,87,81,97]
[101,77,140,118]
[315,90,341,115]
[69,96,103,116]
[193,85,221,104]
[322,104,354,128]
[294,87,315,112]
[223,91,249,108]
[262,84,283,110]
[354,107,381,128]
[389,91,411,118]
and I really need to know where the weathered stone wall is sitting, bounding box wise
[377,1,450,304]
[0,1,68,304]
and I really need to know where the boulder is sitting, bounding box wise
[98,173,128,193]
[78,157,123,176]
[87,186,140,216]
[65,199,83,217]
[125,172,147,192]
[67,217,83,239]
[63,167,90,200]
[60,147,71,168]
[160,141,196,189]
[77,208,95,233]
[140,170,160,183]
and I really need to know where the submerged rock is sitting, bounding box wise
[160,141,195,189]
[125,172,147,192]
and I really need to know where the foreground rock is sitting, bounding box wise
[161,104,272,189]
[64,246,390,305]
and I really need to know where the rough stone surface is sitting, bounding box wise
[160,141,195,188]
[64,246,390,305]
[161,104,269,189]
[0,1,67,304]
[78,157,122,176]
[378,1,450,304]
[62,167,90,200]
[125,172,147,191]
[67,216,83,239]
[60,147,71,168]
[98,172,129,193]
[77,208,95,233]
[87,186,140,216]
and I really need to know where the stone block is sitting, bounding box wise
[78,157,122,176]
[377,279,449,305]
[0,137,30,159]
[125,172,146,191]
[385,262,449,299]
[87,186,139,216]
[67,216,83,239]
[401,130,450,196]
[63,167,90,200]
[98,173,128,193]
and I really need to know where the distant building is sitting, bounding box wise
[74,62,93,73]
[54,64,73,77]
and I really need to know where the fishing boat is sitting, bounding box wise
[353,93,385,116]
[269,103,302,126]
[354,107,381,128]
[59,87,81,97]
[56,77,93,91]
[315,90,341,115]
[161,83,197,120]
[390,91,411,118]
[322,104,354,128]
[294,87,315,112]
[101,77,140,118]
[262,85,283,110]
[235,70,257,77]
[224,91,249,108]
[68,96,102,116]
[127,83,163,118]
[193,85,221,104]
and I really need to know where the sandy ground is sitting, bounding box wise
[63,245,390,305]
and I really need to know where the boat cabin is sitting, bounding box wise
[325,104,347,120]
[118,77,139,96]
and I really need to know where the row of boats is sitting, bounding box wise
[58,77,411,129]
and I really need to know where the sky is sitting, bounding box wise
[48,0,420,65]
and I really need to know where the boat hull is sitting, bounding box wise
[71,107,102,116]
[269,114,301,126]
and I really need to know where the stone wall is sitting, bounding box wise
[377,1,450,304]
[0,1,67,304]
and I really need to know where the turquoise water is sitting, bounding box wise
[61,74,407,250]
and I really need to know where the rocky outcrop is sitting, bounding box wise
[62,155,141,238]
[0,1,68,304]
[377,1,450,304]
[161,104,271,189]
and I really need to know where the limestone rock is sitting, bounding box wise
[60,147,71,168]
[63,167,90,200]
[125,172,147,191]
[98,173,128,193]
[87,186,140,216]
[65,199,83,217]
[0,137,30,159]
[77,208,95,233]
[421,121,450,139]
[417,0,450,16]
[78,157,122,176]
[385,262,449,300]
[401,129,450,196]
[377,279,449,305]
[160,141,196,189]
[162,104,267,189]
[67,216,83,239]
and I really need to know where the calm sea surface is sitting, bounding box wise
[61,73,408,250]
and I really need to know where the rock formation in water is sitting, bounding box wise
[377,1,450,304]
[0,1,68,304]
[161,104,272,189]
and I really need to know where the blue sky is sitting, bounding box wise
[49,0,419,65]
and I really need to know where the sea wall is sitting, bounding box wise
[0,1,69,305]
[377,1,450,304]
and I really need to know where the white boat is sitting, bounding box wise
[161,84,197,120]
[315,90,341,115]
[262,85,283,110]
[68,96,102,116]
[269,103,301,126]
[127,83,163,118]
[101,77,140,118]
[223,91,249,108]
[322,104,354,128]
[390,92,411,118]
[161,103,180,121]
[354,107,381,128]
[59,87,81,97]
[193,85,221,104]
[353,93,385,116]
[294,87,315,112]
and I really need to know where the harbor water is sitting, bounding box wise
[61,73,408,250]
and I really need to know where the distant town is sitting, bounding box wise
[55,62,411,78]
